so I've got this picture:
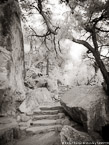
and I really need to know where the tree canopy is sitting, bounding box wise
[20,0,109,92]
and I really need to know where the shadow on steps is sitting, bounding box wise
[15,131,62,145]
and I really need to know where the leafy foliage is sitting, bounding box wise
[65,0,109,88]
[20,0,109,90]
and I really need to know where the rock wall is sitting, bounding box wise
[0,0,25,114]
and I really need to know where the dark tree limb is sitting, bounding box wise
[72,37,94,53]
[37,0,57,35]
[72,36,109,87]
[91,28,99,51]
[29,26,51,37]
[95,27,109,33]
[58,40,62,53]
[53,35,58,55]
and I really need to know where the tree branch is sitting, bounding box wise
[58,40,62,53]
[95,27,109,33]
[86,34,92,41]
[43,37,50,51]
[100,55,109,59]
[29,26,51,37]
[92,10,105,26]
[53,35,58,55]
[91,28,99,51]
[29,0,58,35]
[72,37,95,53]
[37,0,57,35]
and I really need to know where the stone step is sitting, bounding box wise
[59,89,67,91]
[59,88,67,90]
[30,119,60,126]
[59,85,67,88]
[59,93,63,95]
[59,88,67,89]
[26,125,62,135]
[40,105,63,111]
[33,114,59,121]
[33,110,59,115]
[59,93,65,95]
[59,91,65,93]
[39,102,63,111]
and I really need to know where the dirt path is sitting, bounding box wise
[15,131,61,145]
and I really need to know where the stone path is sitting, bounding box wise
[16,131,62,145]
[0,103,66,145]
[16,101,79,145]
[0,86,72,145]
[25,104,64,135]
[19,103,67,136]
[15,103,69,145]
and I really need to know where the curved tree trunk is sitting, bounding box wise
[72,37,109,95]
[0,0,25,114]
[93,51,109,92]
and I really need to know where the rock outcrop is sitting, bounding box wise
[0,117,20,145]
[0,0,25,114]
[60,125,93,144]
[25,71,59,100]
[60,86,108,133]
[19,88,53,113]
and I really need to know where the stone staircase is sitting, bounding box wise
[0,102,80,145]
[19,103,70,137]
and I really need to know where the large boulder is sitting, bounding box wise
[60,125,93,144]
[60,86,108,132]
[19,88,53,113]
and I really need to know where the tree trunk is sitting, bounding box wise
[93,51,109,90]
[72,37,109,94]
[0,0,25,114]
[46,58,49,76]
[28,40,33,68]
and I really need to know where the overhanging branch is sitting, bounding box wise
[37,0,57,35]
[72,37,95,53]
[95,27,109,33]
